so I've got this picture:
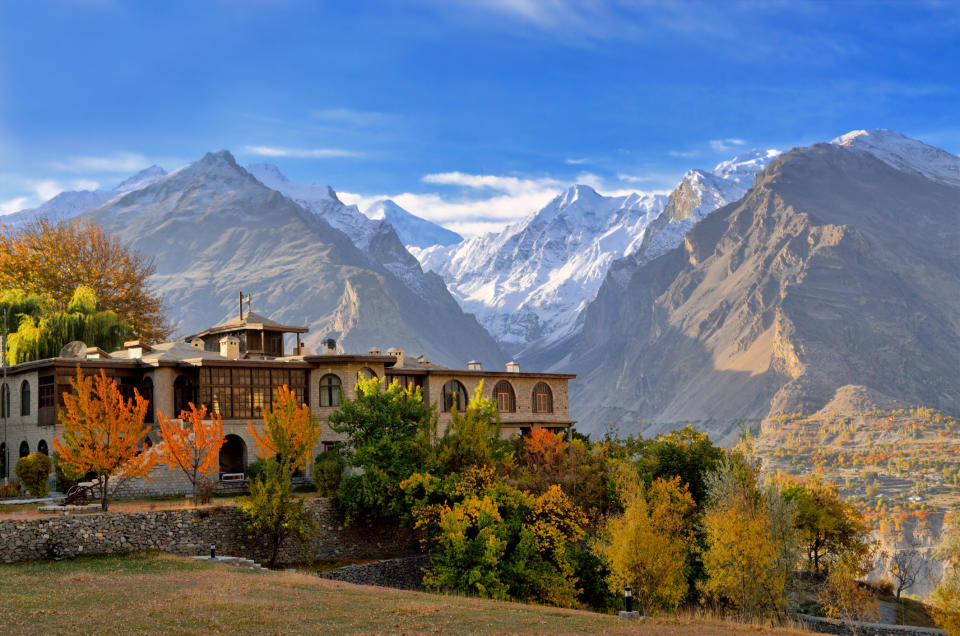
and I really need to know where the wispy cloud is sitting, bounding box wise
[564,157,589,165]
[709,138,747,153]
[49,152,152,173]
[243,145,363,159]
[0,196,29,215]
[422,171,565,196]
[668,150,698,158]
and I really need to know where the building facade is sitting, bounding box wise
[0,310,574,494]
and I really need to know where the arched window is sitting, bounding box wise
[357,367,378,382]
[0,384,8,418]
[20,380,30,416]
[219,434,247,476]
[319,374,342,408]
[442,380,468,413]
[493,381,515,413]
[173,376,196,416]
[0,442,6,477]
[19,440,29,458]
[37,440,48,456]
[532,382,553,414]
[140,378,154,423]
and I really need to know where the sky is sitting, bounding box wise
[0,0,957,236]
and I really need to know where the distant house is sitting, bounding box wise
[0,308,574,496]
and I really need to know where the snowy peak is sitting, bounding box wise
[365,199,463,248]
[712,149,782,183]
[112,165,167,193]
[830,128,960,186]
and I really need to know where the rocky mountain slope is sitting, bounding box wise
[81,151,506,368]
[567,135,960,441]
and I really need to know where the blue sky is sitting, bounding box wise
[0,0,957,235]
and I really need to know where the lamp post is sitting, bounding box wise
[624,585,633,613]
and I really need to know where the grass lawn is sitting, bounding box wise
[0,552,808,635]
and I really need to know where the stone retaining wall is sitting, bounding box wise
[317,555,430,591]
[798,614,945,636]
[0,498,418,566]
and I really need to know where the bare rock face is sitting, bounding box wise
[82,151,506,368]
[569,142,960,441]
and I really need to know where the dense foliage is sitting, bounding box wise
[15,452,51,497]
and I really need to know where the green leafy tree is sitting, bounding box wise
[329,375,436,523]
[435,382,513,475]
[634,426,725,506]
[15,452,51,497]
[782,475,872,572]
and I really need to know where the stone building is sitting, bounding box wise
[0,309,575,495]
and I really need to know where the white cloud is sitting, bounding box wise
[668,150,698,158]
[243,145,363,159]
[311,108,391,127]
[710,138,747,153]
[50,152,152,173]
[564,157,588,165]
[422,171,565,196]
[0,196,29,215]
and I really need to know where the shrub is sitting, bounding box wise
[15,452,52,497]
[313,451,345,497]
[0,483,22,498]
[245,457,269,484]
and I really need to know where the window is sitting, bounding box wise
[493,381,515,413]
[20,380,30,416]
[140,378,154,423]
[319,374,342,407]
[19,440,29,458]
[532,382,553,414]
[442,380,468,413]
[37,440,48,455]
[38,377,55,408]
[199,365,308,418]
[0,384,8,418]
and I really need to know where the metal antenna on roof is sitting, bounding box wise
[239,291,243,320]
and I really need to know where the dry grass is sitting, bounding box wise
[0,495,237,520]
[0,553,808,635]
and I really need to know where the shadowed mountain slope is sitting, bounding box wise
[568,142,960,441]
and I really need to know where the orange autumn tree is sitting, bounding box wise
[53,369,156,511]
[157,404,224,506]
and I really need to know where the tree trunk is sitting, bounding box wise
[100,475,110,512]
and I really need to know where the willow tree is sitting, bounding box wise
[6,286,132,365]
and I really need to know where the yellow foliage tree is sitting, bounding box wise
[596,474,695,615]
[245,385,321,472]
[157,403,224,505]
[52,369,156,511]
[932,513,960,635]
[819,549,880,626]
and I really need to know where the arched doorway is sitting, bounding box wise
[219,434,246,477]
[19,440,29,458]
[0,442,6,478]
[37,440,48,456]
[140,378,154,423]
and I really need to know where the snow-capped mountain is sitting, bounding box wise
[1,165,168,228]
[367,199,463,248]
[830,129,960,187]
[413,185,668,352]
[413,150,781,355]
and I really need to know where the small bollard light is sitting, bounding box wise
[210,544,216,559]
[624,585,633,613]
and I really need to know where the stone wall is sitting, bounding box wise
[798,614,945,636]
[317,555,430,591]
[0,498,418,566]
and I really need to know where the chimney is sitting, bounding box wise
[467,360,482,371]
[190,337,205,351]
[387,347,405,368]
[368,347,382,355]
[416,354,431,368]
[219,335,240,359]
[123,340,153,360]
[320,338,337,355]
[506,361,520,373]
